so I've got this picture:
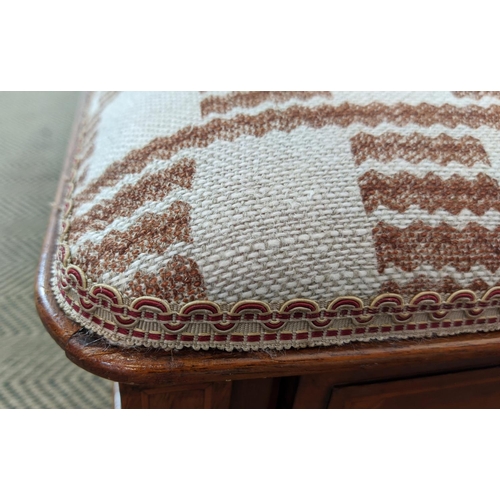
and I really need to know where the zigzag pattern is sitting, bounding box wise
[373,221,500,273]
[0,336,111,409]
[0,236,45,291]
[73,200,193,280]
[351,132,490,167]
[200,91,333,116]
[0,183,55,224]
[70,158,196,240]
[453,91,500,100]
[359,171,500,215]
[73,102,500,207]
[0,92,112,408]
[67,98,207,304]
[380,275,500,297]
[0,289,50,338]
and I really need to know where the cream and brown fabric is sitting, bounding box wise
[53,91,500,350]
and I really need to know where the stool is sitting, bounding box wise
[36,91,500,408]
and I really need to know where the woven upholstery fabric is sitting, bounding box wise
[54,91,500,351]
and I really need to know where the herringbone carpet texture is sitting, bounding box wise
[0,92,112,408]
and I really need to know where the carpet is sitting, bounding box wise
[0,92,112,408]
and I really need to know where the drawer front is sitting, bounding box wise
[327,367,500,409]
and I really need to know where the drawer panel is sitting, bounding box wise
[327,366,500,409]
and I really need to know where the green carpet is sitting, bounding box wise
[0,92,113,408]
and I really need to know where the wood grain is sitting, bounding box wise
[229,378,277,409]
[328,366,500,409]
[119,381,232,409]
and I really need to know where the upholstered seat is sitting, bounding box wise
[53,91,500,351]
